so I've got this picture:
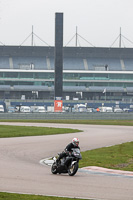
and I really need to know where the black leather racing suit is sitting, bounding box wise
[57,142,80,162]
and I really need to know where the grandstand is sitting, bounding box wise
[0,45,133,101]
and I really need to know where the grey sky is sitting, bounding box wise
[0,0,133,47]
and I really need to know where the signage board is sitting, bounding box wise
[54,100,63,112]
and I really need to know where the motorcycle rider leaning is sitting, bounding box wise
[56,138,80,164]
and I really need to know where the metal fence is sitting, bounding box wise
[0,112,133,120]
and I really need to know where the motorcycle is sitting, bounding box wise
[51,148,82,176]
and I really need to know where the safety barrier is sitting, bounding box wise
[0,112,133,120]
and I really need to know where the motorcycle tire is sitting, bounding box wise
[51,163,57,174]
[68,162,78,176]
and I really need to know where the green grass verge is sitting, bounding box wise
[0,119,133,126]
[79,141,133,171]
[0,125,82,138]
[0,192,89,200]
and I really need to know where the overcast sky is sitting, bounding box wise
[0,0,133,47]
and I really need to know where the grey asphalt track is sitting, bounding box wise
[0,122,133,200]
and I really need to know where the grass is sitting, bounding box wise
[0,192,89,200]
[1,119,133,126]
[0,125,82,138]
[79,141,133,171]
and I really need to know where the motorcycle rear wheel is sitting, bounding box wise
[51,163,57,174]
[68,162,78,176]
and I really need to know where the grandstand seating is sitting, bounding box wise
[63,86,86,92]
[86,58,122,71]
[89,86,124,92]
[13,85,49,91]
[126,87,133,92]
[12,56,47,70]
[0,54,132,71]
[123,59,133,71]
[0,85,10,90]
[106,58,122,71]
[49,58,54,70]
[107,87,124,92]
[0,56,10,69]
[0,46,133,71]
[63,58,84,70]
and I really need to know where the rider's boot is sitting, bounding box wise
[56,158,60,164]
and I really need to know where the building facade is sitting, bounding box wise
[0,45,133,102]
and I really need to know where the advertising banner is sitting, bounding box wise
[54,100,63,112]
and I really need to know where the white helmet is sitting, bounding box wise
[72,138,79,147]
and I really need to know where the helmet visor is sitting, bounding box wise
[75,141,79,146]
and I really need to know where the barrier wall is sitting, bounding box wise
[0,112,133,120]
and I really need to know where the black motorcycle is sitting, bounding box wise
[51,148,82,176]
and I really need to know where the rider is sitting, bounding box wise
[56,138,80,164]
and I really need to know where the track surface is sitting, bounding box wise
[0,122,133,200]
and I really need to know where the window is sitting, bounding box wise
[19,72,33,79]
[4,72,18,78]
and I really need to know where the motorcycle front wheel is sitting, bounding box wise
[68,162,78,176]
[51,163,57,174]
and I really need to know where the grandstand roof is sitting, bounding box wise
[0,45,133,58]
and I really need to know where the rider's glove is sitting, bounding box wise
[65,151,69,155]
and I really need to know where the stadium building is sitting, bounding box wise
[0,45,133,102]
